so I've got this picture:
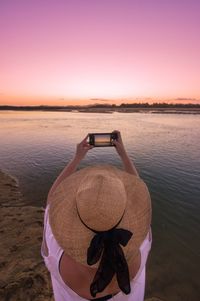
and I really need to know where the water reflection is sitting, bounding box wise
[0,111,200,299]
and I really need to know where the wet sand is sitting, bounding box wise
[0,170,164,301]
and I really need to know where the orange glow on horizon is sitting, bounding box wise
[0,94,199,107]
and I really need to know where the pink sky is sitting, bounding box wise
[0,0,200,106]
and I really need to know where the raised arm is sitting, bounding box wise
[47,135,93,203]
[112,130,139,177]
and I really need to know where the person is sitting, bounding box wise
[41,130,152,301]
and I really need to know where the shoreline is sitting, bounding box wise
[0,169,164,301]
[0,170,53,301]
[0,107,200,114]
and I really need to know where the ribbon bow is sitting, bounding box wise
[87,228,133,297]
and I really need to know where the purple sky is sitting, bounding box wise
[0,0,200,105]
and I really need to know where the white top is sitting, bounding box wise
[41,205,152,301]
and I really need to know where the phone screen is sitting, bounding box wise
[94,134,112,146]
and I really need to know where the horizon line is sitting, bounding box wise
[1,102,200,108]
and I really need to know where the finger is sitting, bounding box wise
[112,140,119,146]
[83,145,93,152]
[112,130,120,135]
[112,130,122,140]
[84,134,89,140]
[83,141,92,148]
[84,143,93,149]
[81,134,89,144]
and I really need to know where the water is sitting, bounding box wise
[0,110,200,300]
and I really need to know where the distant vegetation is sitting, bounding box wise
[0,102,200,111]
[88,102,200,108]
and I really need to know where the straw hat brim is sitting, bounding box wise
[49,164,152,267]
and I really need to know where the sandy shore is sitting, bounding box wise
[0,170,164,301]
[0,170,53,301]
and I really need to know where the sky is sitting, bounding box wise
[0,0,200,106]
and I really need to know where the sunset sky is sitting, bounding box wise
[0,0,200,106]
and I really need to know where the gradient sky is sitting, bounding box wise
[0,0,200,106]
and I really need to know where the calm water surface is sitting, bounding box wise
[0,111,200,300]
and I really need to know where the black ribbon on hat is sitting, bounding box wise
[87,228,133,298]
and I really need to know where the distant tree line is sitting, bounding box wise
[89,102,200,108]
[0,102,200,111]
[118,102,200,108]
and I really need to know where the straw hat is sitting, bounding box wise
[49,164,151,268]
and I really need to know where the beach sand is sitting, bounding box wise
[0,170,53,301]
[0,170,164,301]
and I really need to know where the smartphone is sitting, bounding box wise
[88,132,118,147]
